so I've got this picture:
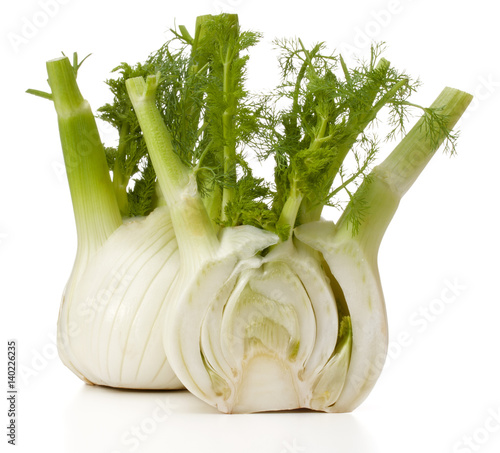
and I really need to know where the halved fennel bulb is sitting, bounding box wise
[164,229,367,413]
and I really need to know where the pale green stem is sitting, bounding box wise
[112,169,129,216]
[310,116,328,150]
[291,115,330,225]
[181,15,212,156]
[336,87,473,258]
[203,184,222,234]
[113,123,130,215]
[126,75,190,195]
[46,56,122,255]
[126,74,219,265]
[216,14,240,223]
[221,60,236,222]
[185,15,223,229]
[276,180,304,241]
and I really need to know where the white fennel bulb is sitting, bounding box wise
[59,206,182,389]
[37,57,182,389]
[32,14,472,412]
[125,57,471,411]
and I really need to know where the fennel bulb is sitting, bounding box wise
[59,206,182,389]
[162,87,471,413]
[126,66,471,413]
[30,13,472,411]
[34,57,182,389]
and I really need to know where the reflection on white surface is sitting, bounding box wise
[64,385,378,453]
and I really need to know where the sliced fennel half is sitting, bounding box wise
[125,38,472,411]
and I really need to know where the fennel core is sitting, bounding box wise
[29,13,472,413]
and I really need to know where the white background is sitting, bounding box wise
[1,0,499,452]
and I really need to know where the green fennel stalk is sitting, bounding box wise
[43,56,121,255]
